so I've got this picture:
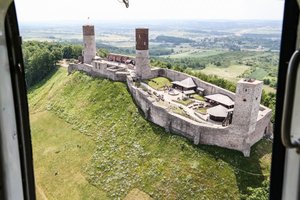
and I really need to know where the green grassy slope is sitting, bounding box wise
[31,111,107,200]
[28,68,272,199]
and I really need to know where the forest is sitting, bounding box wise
[151,35,195,45]
[22,41,82,87]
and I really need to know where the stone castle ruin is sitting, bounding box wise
[68,25,272,157]
[82,25,96,64]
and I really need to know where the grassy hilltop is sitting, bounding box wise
[29,67,272,200]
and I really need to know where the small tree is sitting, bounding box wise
[243,179,269,200]
[263,78,271,85]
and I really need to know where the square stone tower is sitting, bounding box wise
[232,79,263,135]
[135,28,151,80]
[82,25,96,64]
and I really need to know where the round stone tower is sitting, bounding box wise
[82,25,96,64]
[135,28,151,80]
[232,79,263,135]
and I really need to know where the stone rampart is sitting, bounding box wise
[249,109,272,144]
[126,77,255,155]
[152,68,272,114]
[69,63,272,156]
[68,63,128,82]
[157,68,236,98]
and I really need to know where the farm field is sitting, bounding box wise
[161,49,226,59]
[155,50,278,94]
[198,64,250,82]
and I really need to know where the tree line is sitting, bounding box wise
[22,40,174,88]
[23,41,83,88]
[152,35,195,45]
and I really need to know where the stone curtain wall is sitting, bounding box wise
[248,109,272,145]
[151,68,236,98]
[70,64,239,99]
[126,77,254,155]
[69,63,273,156]
[68,63,128,82]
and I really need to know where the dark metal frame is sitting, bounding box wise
[4,2,36,200]
[269,0,299,199]
[0,0,298,199]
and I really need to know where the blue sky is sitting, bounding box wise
[15,0,284,22]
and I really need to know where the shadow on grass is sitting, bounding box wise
[147,119,271,197]
[27,66,59,92]
[197,140,272,196]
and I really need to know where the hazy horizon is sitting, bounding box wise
[19,18,283,25]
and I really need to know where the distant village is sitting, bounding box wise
[68,25,272,157]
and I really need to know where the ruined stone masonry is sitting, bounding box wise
[68,25,272,157]
[82,25,96,64]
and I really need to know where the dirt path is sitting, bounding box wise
[58,59,69,68]
[37,185,48,200]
